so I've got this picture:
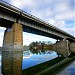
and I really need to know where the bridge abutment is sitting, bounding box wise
[2,23,23,75]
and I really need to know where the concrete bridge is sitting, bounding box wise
[0,0,75,55]
[0,0,75,75]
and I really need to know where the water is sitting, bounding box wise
[22,50,58,69]
[57,61,75,75]
[0,50,75,75]
[0,50,57,75]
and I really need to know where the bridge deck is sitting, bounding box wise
[0,0,75,41]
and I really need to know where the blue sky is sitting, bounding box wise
[0,0,75,46]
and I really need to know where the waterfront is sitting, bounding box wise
[57,60,75,75]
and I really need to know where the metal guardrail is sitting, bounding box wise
[0,0,75,38]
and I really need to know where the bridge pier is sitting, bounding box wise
[53,40,70,57]
[70,42,75,53]
[2,23,23,75]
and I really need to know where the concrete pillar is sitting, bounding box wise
[70,42,75,53]
[52,40,70,57]
[2,23,23,75]
[12,23,23,49]
[52,43,56,51]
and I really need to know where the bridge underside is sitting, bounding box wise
[0,18,63,40]
[1,22,75,54]
[23,26,63,40]
[0,6,75,41]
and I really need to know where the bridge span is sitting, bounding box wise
[0,0,75,55]
[0,0,75,41]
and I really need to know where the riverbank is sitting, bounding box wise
[22,57,65,75]
[57,60,75,75]
[22,53,75,75]
[37,53,75,75]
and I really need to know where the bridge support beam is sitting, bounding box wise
[53,40,70,57]
[2,23,23,75]
[70,42,75,53]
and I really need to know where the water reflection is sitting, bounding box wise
[30,49,54,55]
[0,49,75,75]
[22,49,57,69]
[57,61,75,75]
[2,51,23,75]
[1,49,57,75]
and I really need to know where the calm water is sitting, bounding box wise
[57,61,75,75]
[0,50,75,75]
[22,50,58,69]
[0,50,57,75]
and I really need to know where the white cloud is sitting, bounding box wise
[0,27,6,47]
[48,19,75,36]
[8,0,74,21]
[54,2,69,12]
[48,19,65,27]
[9,0,37,9]
[54,10,74,20]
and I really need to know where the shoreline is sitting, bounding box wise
[22,53,75,75]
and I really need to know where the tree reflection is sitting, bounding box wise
[30,49,53,55]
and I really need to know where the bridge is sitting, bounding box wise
[0,0,75,53]
[0,0,75,75]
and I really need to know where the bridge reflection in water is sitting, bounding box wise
[1,49,75,75]
[2,50,23,75]
[1,49,58,75]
